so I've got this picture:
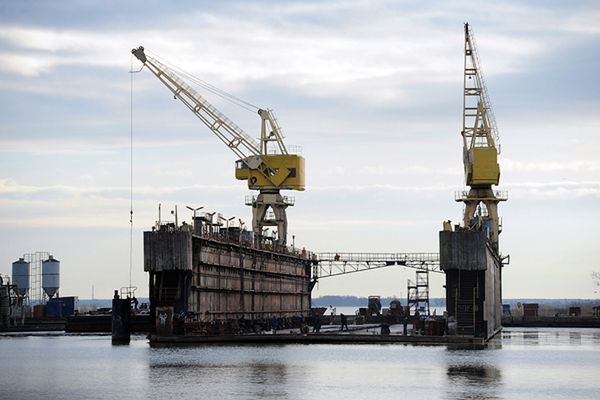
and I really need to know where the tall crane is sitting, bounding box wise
[456,23,507,250]
[131,46,305,245]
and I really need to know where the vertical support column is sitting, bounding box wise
[112,291,131,345]
[0,283,9,329]
[239,249,245,318]
[148,271,155,333]
[460,187,504,251]
[249,189,290,245]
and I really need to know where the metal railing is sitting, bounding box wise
[314,252,441,279]
[244,195,295,206]
[317,252,439,263]
[455,190,508,201]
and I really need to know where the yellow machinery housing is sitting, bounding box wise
[465,147,500,187]
[236,154,305,190]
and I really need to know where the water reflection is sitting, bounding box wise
[247,363,288,398]
[445,363,502,400]
[147,347,291,399]
[444,345,502,400]
[569,331,581,345]
[522,331,539,345]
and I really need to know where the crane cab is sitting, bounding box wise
[464,147,500,187]
[235,154,305,191]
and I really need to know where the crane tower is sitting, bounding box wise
[132,47,305,245]
[456,23,507,250]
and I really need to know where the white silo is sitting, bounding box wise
[12,258,30,297]
[42,255,60,299]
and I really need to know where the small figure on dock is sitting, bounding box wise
[301,322,309,335]
[313,315,321,333]
[340,313,348,331]
[131,296,139,312]
[381,323,390,336]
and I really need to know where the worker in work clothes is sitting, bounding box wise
[340,313,349,331]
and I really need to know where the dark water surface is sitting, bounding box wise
[1,328,599,400]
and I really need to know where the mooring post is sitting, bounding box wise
[112,290,131,345]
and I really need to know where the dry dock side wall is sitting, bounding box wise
[440,229,502,339]
[144,228,311,331]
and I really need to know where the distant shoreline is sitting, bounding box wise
[311,296,600,308]
[72,296,600,310]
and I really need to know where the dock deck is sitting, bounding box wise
[149,323,486,346]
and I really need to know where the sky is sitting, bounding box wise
[0,0,599,300]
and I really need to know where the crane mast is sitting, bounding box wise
[456,23,507,250]
[132,46,305,245]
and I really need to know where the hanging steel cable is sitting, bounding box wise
[146,49,260,113]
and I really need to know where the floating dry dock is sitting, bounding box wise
[144,211,505,344]
[149,322,487,346]
[145,216,312,336]
[149,333,485,346]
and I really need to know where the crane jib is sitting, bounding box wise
[130,45,305,193]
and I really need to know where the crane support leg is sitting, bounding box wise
[250,190,290,245]
[459,187,503,251]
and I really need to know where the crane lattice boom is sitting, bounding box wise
[462,23,501,187]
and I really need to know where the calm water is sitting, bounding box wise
[1,328,599,400]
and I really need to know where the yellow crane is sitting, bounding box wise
[456,23,507,250]
[131,46,305,245]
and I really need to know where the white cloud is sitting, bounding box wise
[311,184,453,193]
[0,52,57,76]
[0,178,239,197]
[0,2,549,104]
[503,158,600,173]
[0,137,216,155]
[562,12,600,35]
[506,181,600,200]
[291,217,439,230]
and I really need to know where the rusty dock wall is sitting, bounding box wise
[144,226,312,332]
